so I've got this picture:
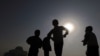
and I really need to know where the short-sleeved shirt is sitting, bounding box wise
[49,26,67,43]
[26,36,42,49]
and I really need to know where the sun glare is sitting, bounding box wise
[64,23,74,32]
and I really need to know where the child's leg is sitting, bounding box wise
[44,50,49,56]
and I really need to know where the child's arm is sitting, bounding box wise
[82,33,89,46]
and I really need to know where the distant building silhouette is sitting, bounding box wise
[82,26,99,56]
[4,46,27,56]
[26,30,42,56]
[42,36,51,56]
[48,19,68,56]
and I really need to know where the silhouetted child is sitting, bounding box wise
[82,26,99,56]
[42,36,51,56]
[48,19,68,56]
[26,30,42,56]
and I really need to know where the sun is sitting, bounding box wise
[63,22,74,32]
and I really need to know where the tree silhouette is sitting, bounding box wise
[4,46,27,56]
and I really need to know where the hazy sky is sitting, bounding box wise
[0,0,100,56]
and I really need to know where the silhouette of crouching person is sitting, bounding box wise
[82,26,99,56]
[26,30,42,56]
[42,35,52,56]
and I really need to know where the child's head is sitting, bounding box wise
[52,19,59,27]
[85,26,93,32]
[34,30,40,37]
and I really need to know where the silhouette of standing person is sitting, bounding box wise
[26,30,42,56]
[48,19,68,56]
[42,35,51,56]
[82,26,99,56]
